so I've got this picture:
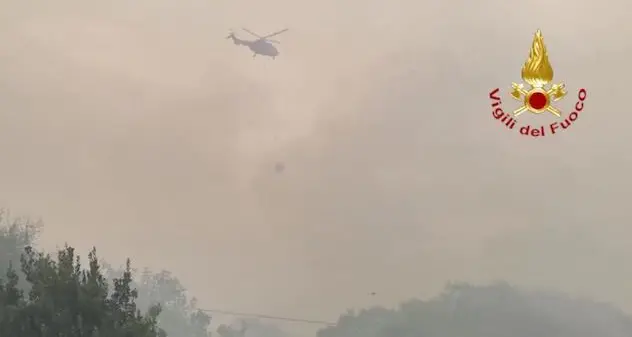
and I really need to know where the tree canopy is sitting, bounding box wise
[4,212,632,337]
[318,282,632,337]
[0,245,165,337]
[0,210,41,289]
[104,267,212,337]
[0,214,211,337]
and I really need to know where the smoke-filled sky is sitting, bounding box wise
[1,0,632,334]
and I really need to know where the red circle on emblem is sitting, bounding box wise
[529,92,548,110]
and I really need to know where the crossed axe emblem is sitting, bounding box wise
[510,82,567,117]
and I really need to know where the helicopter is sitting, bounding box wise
[226,28,288,59]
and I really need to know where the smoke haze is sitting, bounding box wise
[1,0,631,334]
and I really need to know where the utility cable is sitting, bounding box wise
[198,308,336,326]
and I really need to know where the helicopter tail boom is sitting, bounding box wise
[226,32,246,45]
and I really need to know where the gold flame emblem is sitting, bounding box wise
[510,30,566,117]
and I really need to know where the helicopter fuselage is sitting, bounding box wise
[246,40,278,58]
[227,29,285,59]
[227,34,279,58]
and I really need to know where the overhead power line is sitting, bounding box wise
[198,308,336,326]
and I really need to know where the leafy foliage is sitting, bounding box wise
[318,283,632,337]
[0,210,41,285]
[5,211,632,337]
[0,245,165,337]
[105,267,211,337]
[0,213,209,337]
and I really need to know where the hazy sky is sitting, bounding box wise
[1,0,632,334]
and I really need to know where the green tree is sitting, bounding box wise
[318,283,632,337]
[0,245,166,337]
[0,210,41,276]
[105,268,211,337]
[136,269,211,337]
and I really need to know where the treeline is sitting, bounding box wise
[0,245,164,336]
[4,211,632,337]
[319,284,632,337]
[0,211,211,337]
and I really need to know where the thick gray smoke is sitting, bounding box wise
[1,1,632,337]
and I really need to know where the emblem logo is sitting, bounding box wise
[489,30,587,137]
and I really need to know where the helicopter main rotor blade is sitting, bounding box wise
[242,28,262,39]
[261,28,288,40]
[266,39,280,44]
